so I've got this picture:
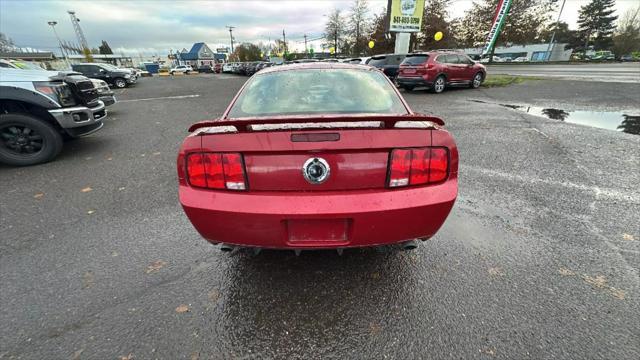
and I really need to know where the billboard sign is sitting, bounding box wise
[216,48,229,53]
[387,0,425,33]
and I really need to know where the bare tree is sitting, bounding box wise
[349,0,370,55]
[613,6,640,56]
[0,32,17,52]
[324,8,347,56]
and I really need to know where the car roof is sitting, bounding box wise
[257,62,379,75]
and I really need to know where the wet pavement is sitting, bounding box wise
[487,63,640,83]
[470,100,640,135]
[1,75,639,359]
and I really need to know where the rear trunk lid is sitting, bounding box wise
[399,54,430,77]
[192,116,442,192]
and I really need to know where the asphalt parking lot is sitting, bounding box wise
[1,74,639,359]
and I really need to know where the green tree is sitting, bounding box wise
[415,0,457,50]
[577,0,618,50]
[368,8,395,55]
[98,40,113,54]
[539,21,583,49]
[453,0,557,48]
[612,6,640,56]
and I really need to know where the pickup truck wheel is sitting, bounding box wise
[113,78,127,88]
[0,113,63,166]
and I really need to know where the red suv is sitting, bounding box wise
[397,51,486,93]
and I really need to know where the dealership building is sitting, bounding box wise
[462,43,573,61]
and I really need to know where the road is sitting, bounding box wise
[487,63,640,83]
[1,75,639,359]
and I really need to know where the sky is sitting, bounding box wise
[1,0,638,57]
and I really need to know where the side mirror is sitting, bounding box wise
[99,69,106,73]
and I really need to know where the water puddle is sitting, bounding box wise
[471,100,639,135]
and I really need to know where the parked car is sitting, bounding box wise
[0,59,47,70]
[222,63,233,73]
[345,57,371,64]
[592,51,615,61]
[169,65,193,75]
[90,79,116,106]
[397,51,486,93]
[365,53,407,80]
[214,63,222,73]
[619,54,636,62]
[197,64,213,73]
[480,56,501,64]
[71,63,136,88]
[0,68,106,166]
[177,63,458,253]
[513,57,529,62]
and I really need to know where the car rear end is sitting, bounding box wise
[177,64,458,250]
[397,53,436,89]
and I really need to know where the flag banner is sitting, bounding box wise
[481,0,512,56]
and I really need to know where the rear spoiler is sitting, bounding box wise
[188,114,445,133]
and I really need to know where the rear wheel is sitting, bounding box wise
[431,75,446,93]
[0,113,63,166]
[471,72,483,89]
[113,78,127,88]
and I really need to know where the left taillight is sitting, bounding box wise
[388,147,449,188]
[185,152,247,190]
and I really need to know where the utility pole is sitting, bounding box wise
[67,10,93,62]
[304,34,308,58]
[226,25,235,54]
[282,29,287,56]
[545,0,566,62]
[47,21,70,67]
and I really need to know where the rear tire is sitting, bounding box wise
[0,113,63,166]
[431,75,446,93]
[113,78,127,88]
[471,72,483,89]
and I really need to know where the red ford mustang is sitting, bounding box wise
[178,63,458,252]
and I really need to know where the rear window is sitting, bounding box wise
[402,55,429,65]
[227,68,408,118]
[367,57,387,66]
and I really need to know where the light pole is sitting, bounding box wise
[545,0,567,62]
[47,21,69,67]
[226,25,235,54]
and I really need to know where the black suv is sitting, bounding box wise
[366,54,407,81]
[71,63,136,88]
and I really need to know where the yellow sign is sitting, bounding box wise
[434,31,443,41]
[368,41,375,49]
[388,0,425,33]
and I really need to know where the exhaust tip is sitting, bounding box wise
[402,240,418,251]
[220,244,235,252]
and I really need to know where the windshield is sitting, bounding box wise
[11,61,46,70]
[99,63,119,70]
[402,55,429,65]
[227,68,407,118]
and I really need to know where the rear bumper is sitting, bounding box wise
[180,180,457,249]
[397,76,433,88]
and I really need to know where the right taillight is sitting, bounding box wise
[186,152,247,190]
[388,147,449,188]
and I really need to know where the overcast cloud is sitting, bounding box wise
[1,0,637,56]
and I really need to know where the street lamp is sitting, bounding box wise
[47,21,70,67]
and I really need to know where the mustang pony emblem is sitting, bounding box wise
[302,157,330,184]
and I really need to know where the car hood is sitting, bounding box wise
[0,68,75,82]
